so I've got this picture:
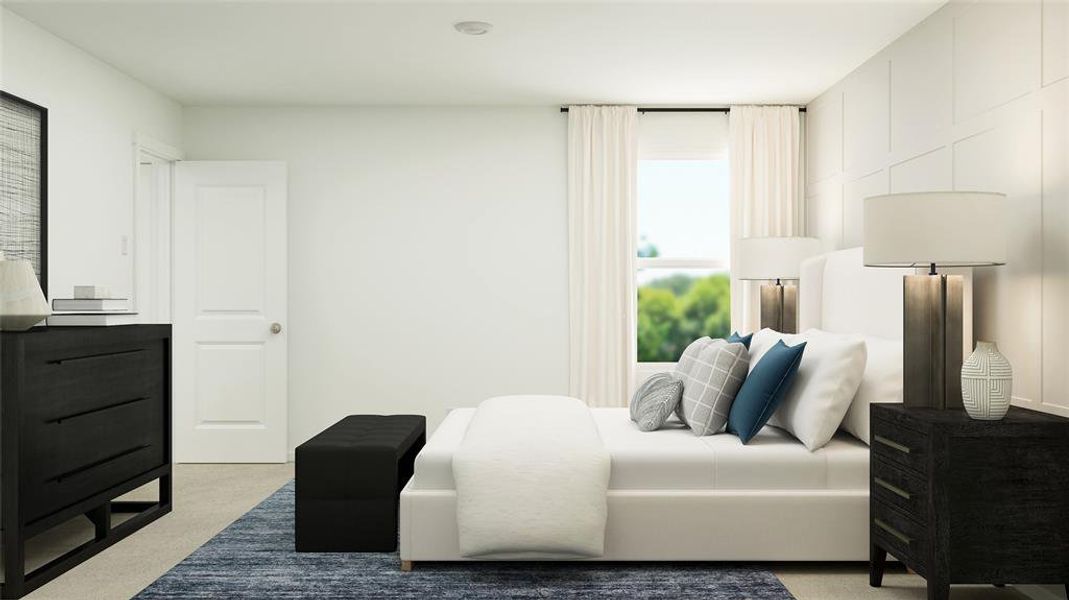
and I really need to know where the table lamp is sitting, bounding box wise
[736,237,822,333]
[864,191,1006,409]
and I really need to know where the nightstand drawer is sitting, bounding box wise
[871,418,928,475]
[873,502,927,572]
[872,457,927,519]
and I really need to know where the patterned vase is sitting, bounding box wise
[961,341,1013,421]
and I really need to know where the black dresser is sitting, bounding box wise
[1,325,172,599]
[869,403,1069,600]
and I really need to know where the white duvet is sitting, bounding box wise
[452,395,611,558]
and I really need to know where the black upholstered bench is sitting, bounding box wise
[295,415,426,552]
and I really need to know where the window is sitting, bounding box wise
[636,114,730,363]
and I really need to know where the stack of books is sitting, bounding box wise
[48,297,139,326]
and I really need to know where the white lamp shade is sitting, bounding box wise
[0,254,50,330]
[864,192,1007,268]
[736,237,822,280]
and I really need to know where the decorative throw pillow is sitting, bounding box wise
[672,336,714,423]
[674,339,750,436]
[629,373,684,432]
[837,334,902,445]
[727,331,753,349]
[745,328,789,371]
[728,340,806,444]
[765,329,867,451]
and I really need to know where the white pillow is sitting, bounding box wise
[839,335,903,444]
[746,328,788,372]
[749,329,867,451]
[770,329,904,445]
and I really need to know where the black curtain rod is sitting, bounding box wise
[559,106,806,113]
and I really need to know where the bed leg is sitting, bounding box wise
[400,560,413,572]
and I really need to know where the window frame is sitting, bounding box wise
[634,159,731,368]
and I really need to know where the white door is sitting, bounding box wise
[173,161,287,463]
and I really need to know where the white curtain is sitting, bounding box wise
[728,105,805,334]
[567,105,638,407]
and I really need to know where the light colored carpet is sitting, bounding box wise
[775,563,1036,600]
[22,464,1051,600]
[24,463,294,600]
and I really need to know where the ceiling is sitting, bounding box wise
[4,1,944,107]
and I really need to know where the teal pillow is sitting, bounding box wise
[727,331,753,349]
[728,340,806,444]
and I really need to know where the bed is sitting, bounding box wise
[399,247,919,564]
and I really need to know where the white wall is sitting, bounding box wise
[806,0,1069,419]
[0,8,182,300]
[182,107,570,448]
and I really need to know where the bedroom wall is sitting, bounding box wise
[0,8,183,301]
[806,0,1069,420]
[182,106,570,449]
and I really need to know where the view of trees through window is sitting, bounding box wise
[637,159,730,363]
[637,265,731,362]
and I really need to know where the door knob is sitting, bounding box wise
[271,322,282,334]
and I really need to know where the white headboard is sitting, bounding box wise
[798,247,909,340]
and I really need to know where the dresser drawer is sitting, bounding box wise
[23,436,166,522]
[21,342,165,423]
[873,502,928,574]
[871,417,928,475]
[872,457,928,519]
[23,395,165,484]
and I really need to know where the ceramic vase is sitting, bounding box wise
[961,341,1013,421]
[0,252,50,331]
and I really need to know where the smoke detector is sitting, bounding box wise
[454,21,493,36]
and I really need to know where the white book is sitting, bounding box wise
[46,312,140,326]
[52,298,130,312]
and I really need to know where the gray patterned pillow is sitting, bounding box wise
[674,339,750,436]
[629,373,684,432]
[672,337,714,423]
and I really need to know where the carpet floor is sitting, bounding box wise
[135,481,796,599]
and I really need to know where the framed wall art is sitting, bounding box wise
[0,91,47,296]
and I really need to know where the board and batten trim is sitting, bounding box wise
[805,0,1069,418]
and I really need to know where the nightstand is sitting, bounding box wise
[869,403,1069,600]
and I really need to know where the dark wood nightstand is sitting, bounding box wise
[869,403,1069,600]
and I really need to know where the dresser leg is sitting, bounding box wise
[87,503,112,541]
[926,579,949,600]
[869,543,887,587]
[1,526,25,599]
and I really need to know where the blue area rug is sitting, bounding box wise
[136,481,795,599]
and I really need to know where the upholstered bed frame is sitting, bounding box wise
[399,247,918,565]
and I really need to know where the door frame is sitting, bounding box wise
[132,132,183,323]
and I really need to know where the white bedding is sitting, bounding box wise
[414,407,869,492]
[452,396,611,558]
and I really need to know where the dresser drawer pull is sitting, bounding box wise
[49,348,144,365]
[51,444,151,483]
[874,519,913,545]
[874,477,912,500]
[874,435,911,454]
[48,396,151,424]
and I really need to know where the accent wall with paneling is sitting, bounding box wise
[805,0,1068,418]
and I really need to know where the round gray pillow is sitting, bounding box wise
[629,372,685,432]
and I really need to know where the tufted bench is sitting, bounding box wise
[295,414,426,552]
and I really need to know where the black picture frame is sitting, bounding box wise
[0,90,47,297]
